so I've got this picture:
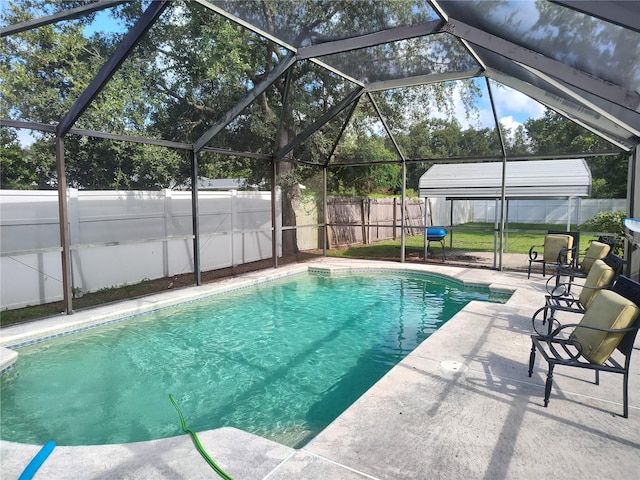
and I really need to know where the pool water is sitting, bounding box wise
[0,272,508,447]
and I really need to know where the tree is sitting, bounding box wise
[524,111,628,198]
[0,128,38,189]
[1,1,188,190]
[2,1,483,252]
[330,134,399,195]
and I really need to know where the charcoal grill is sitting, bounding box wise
[426,227,447,261]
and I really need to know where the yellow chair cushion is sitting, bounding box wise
[570,289,640,365]
[578,259,615,309]
[581,241,611,273]
[543,234,573,263]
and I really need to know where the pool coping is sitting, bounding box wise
[2,258,639,480]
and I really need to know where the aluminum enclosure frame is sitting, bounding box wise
[2,0,639,312]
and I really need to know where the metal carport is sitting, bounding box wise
[419,159,592,269]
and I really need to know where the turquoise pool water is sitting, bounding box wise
[0,271,509,447]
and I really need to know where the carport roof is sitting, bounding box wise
[418,159,592,199]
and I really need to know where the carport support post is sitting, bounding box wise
[56,136,73,314]
[190,150,201,285]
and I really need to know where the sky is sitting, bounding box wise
[443,79,546,132]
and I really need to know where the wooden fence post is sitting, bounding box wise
[393,197,397,240]
[361,197,367,244]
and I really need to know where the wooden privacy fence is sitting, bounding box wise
[326,197,425,248]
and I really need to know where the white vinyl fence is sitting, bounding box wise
[1,189,281,310]
[0,189,626,311]
[472,198,626,225]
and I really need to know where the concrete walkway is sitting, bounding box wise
[1,259,639,479]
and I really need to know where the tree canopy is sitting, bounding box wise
[0,0,629,199]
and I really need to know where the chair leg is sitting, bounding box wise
[542,262,546,277]
[528,261,532,279]
[623,372,629,418]
[595,370,600,385]
[528,342,536,377]
[544,364,555,407]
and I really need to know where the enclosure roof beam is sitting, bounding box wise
[550,0,640,33]
[296,20,444,59]
[194,0,364,88]
[2,118,279,159]
[1,0,127,37]
[2,118,195,150]
[364,68,483,92]
[367,93,406,162]
[194,0,297,54]
[193,52,297,153]
[200,146,272,160]
[56,1,169,137]
[326,149,622,167]
[515,64,640,137]
[324,98,361,167]
[429,0,489,71]
[446,16,640,112]
[275,86,365,161]
[486,69,638,150]
[403,150,623,164]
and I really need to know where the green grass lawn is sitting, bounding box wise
[327,222,600,259]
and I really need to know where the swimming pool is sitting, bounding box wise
[0,270,509,448]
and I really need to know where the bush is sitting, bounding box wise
[579,211,626,254]
[580,211,626,235]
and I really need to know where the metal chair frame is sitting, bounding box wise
[528,230,580,279]
[528,276,640,418]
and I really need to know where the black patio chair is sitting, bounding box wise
[552,251,625,293]
[528,275,640,418]
[597,234,623,254]
[528,230,580,279]
[555,240,611,282]
[531,259,616,336]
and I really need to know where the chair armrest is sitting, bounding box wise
[545,276,606,299]
[529,244,543,261]
[545,276,577,298]
[545,293,580,309]
[547,321,638,338]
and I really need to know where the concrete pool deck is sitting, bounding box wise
[1,258,639,479]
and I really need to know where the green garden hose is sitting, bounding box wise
[169,394,233,480]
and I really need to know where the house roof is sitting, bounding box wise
[418,159,592,199]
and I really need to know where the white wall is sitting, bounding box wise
[1,189,281,310]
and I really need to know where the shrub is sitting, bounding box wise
[579,211,626,254]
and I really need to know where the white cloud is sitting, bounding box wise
[399,79,546,133]
[493,85,545,120]
[499,115,523,132]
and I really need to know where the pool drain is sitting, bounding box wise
[440,360,468,373]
